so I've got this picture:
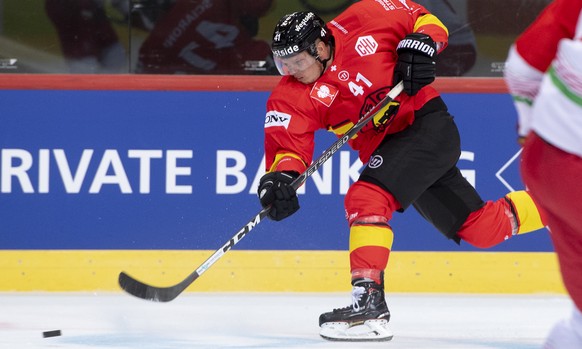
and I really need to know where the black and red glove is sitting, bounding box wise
[392,33,437,96]
[257,171,300,221]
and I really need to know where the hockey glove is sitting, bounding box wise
[258,171,300,221]
[393,33,437,96]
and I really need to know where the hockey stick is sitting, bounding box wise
[118,81,404,302]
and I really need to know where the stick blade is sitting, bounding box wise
[118,271,187,302]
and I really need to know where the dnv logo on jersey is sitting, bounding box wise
[355,36,378,57]
[265,110,292,129]
[310,82,339,107]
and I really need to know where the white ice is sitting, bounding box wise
[0,292,572,349]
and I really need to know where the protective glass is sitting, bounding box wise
[273,51,318,75]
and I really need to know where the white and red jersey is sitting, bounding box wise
[264,0,449,173]
[504,0,582,157]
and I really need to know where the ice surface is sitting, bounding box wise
[0,292,571,348]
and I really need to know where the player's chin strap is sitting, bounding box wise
[316,40,335,77]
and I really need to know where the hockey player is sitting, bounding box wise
[258,1,545,341]
[45,0,126,73]
[136,0,274,74]
[504,0,582,347]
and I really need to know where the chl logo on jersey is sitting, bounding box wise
[310,82,339,107]
[355,35,378,57]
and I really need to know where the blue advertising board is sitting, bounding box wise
[0,89,552,251]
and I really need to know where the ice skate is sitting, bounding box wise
[543,309,582,349]
[319,279,393,341]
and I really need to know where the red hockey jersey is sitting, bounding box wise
[505,0,582,156]
[264,0,448,173]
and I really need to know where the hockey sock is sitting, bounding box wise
[349,219,393,285]
[458,190,545,248]
[457,200,513,248]
[505,190,546,234]
[345,181,399,285]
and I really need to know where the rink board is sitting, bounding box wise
[0,250,565,294]
[0,75,559,293]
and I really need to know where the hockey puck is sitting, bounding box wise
[42,330,61,338]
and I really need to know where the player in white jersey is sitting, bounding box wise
[504,0,582,347]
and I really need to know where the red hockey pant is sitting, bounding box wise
[521,133,582,312]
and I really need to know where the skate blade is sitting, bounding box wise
[320,319,393,342]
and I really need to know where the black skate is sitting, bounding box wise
[319,279,393,341]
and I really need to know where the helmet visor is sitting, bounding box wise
[273,51,318,76]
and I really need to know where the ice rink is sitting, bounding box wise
[0,292,571,349]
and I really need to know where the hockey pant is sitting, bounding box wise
[344,180,545,285]
[522,133,582,312]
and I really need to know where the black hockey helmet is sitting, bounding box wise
[271,11,332,59]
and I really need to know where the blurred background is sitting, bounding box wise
[0,0,552,76]
[0,0,561,296]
